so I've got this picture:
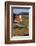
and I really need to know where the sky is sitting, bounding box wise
[13,8,29,14]
[12,8,32,14]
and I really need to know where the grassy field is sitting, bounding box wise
[12,15,29,36]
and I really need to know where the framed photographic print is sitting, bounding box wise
[5,1,35,44]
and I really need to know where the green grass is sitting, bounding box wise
[12,15,29,36]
